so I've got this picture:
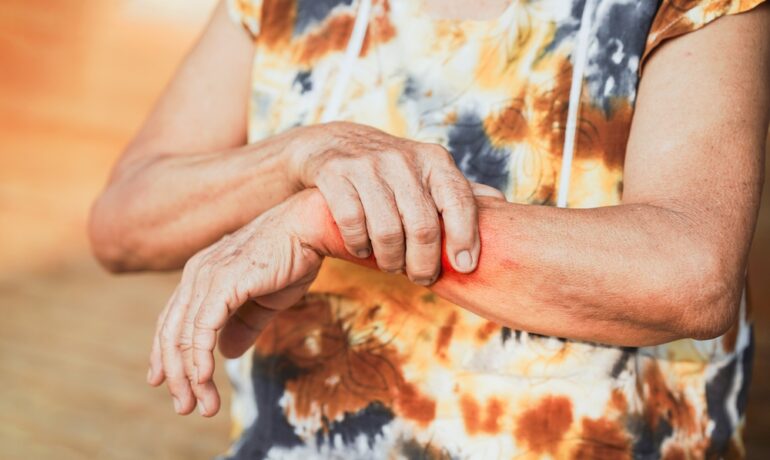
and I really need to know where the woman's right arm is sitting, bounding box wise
[89,1,300,272]
[90,0,483,281]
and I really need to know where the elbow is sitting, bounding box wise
[88,154,171,273]
[684,289,739,343]
[87,195,134,273]
[670,245,741,342]
[88,193,183,273]
[88,191,164,273]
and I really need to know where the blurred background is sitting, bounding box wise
[0,1,768,458]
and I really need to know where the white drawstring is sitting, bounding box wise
[556,0,597,208]
[320,0,372,122]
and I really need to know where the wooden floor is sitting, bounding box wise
[0,1,768,458]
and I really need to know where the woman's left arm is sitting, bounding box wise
[327,3,770,347]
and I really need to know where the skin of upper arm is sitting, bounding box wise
[622,3,770,330]
[114,0,256,177]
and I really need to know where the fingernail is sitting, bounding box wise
[146,367,153,383]
[414,279,432,287]
[173,397,182,414]
[455,250,472,271]
[356,248,371,258]
[197,400,207,416]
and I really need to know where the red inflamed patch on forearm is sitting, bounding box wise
[314,196,515,291]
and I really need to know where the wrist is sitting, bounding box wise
[280,127,308,193]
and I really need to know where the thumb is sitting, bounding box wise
[218,300,277,359]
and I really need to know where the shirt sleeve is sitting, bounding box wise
[226,0,263,38]
[640,0,767,71]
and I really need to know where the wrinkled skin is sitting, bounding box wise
[147,185,504,417]
[290,121,482,284]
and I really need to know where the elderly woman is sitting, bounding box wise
[89,0,769,457]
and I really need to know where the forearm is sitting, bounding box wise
[89,129,304,272]
[434,200,741,346]
[305,192,741,347]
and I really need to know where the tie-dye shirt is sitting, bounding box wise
[222,1,765,458]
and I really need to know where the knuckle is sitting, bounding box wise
[325,155,350,175]
[343,236,370,251]
[342,234,370,247]
[178,339,192,353]
[183,314,195,329]
[443,191,476,211]
[425,143,452,161]
[184,253,215,278]
[193,321,216,344]
[336,212,366,231]
[408,223,440,245]
[379,149,406,164]
[374,250,404,272]
[350,157,377,176]
[340,229,368,246]
[178,329,192,346]
[167,377,187,389]
[193,314,211,330]
[372,228,404,247]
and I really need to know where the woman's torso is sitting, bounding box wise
[223,1,755,458]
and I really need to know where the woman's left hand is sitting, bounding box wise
[146,190,330,417]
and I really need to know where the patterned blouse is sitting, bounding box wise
[222,0,765,458]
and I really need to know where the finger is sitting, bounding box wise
[183,298,222,416]
[189,268,219,385]
[192,268,250,387]
[389,171,441,286]
[429,167,479,274]
[470,182,506,200]
[159,261,202,415]
[180,278,221,417]
[148,288,175,386]
[218,300,278,359]
[181,262,222,415]
[317,175,371,259]
[188,240,243,383]
[160,295,197,414]
[352,176,405,273]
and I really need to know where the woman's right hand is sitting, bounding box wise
[149,185,506,417]
[288,121,490,286]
